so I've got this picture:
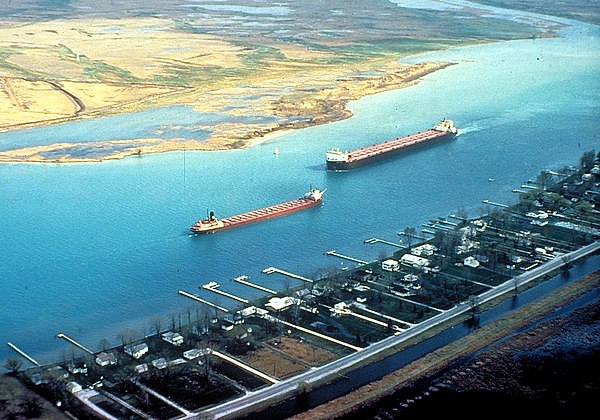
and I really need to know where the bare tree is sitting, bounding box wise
[456,206,468,221]
[5,357,23,374]
[151,315,164,337]
[403,226,417,250]
[98,338,110,352]
[19,394,42,418]
[116,329,134,346]
[467,295,480,315]
[579,149,596,173]
[170,313,177,331]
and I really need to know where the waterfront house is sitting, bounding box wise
[67,362,88,375]
[66,381,82,394]
[239,306,269,318]
[95,352,117,367]
[221,320,234,331]
[124,343,149,359]
[135,363,149,373]
[162,331,184,346]
[265,296,297,312]
[411,244,437,256]
[464,256,480,268]
[151,358,168,369]
[381,259,400,272]
[183,348,204,360]
[400,254,429,269]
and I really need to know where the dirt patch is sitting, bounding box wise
[239,347,305,379]
[267,336,336,366]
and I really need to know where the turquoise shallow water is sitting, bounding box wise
[0,18,599,363]
[0,105,279,152]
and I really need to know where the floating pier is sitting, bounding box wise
[201,282,249,304]
[178,290,229,313]
[482,199,509,208]
[364,238,403,248]
[234,275,276,294]
[262,267,314,283]
[325,250,368,265]
[56,333,93,355]
[7,342,39,366]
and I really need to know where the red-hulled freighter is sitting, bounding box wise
[326,119,458,171]
[190,188,324,234]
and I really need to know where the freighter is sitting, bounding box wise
[326,119,458,171]
[190,188,324,234]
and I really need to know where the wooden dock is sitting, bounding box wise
[325,250,368,265]
[262,267,314,283]
[364,238,403,248]
[482,199,509,208]
[178,290,229,313]
[56,333,93,355]
[234,275,276,294]
[201,283,249,304]
[7,342,39,366]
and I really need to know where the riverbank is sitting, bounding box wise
[290,271,599,419]
[0,0,548,163]
[0,61,452,163]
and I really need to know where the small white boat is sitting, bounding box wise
[274,147,280,156]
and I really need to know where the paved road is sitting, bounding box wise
[198,242,599,419]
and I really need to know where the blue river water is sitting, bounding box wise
[0,18,599,364]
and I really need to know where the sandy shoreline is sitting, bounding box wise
[0,61,453,163]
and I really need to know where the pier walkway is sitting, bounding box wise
[326,250,368,265]
[234,275,276,294]
[7,342,39,366]
[56,333,93,355]
[262,267,314,283]
[482,199,509,208]
[201,283,249,304]
[211,349,279,384]
[364,238,404,248]
[178,290,229,313]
